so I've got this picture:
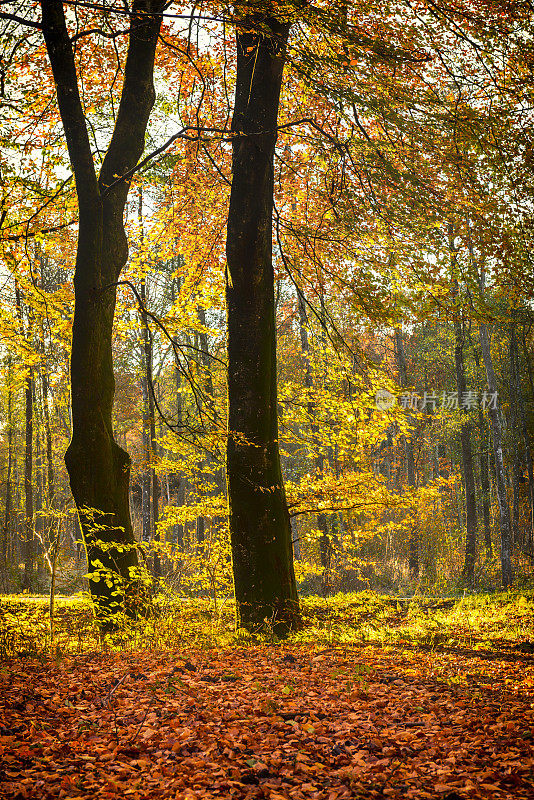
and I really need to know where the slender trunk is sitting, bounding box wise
[34,392,44,583]
[41,0,163,628]
[173,322,185,547]
[394,328,419,578]
[509,317,522,546]
[451,288,477,587]
[193,322,206,545]
[477,400,493,557]
[38,256,55,537]
[170,267,185,549]
[23,369,34,591]
[139,278,160,573]
[196,304,222,546]
[15,281,34,591]
[297,289,329,581]
[472,344,494,557]
[522,325,534,407]
[149,383,160,575]
[226,10,300,634]
[478,272,513,586]
[512,317,534,552]
[138,190,157,561]
[40,369,54,509]
[140,292,151,544]
[1,358,13,574]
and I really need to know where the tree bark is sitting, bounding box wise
[1,358,13,576]
[226,7,300,634]
[140,272,160,574]
[478,406,493,558]
[170,269,185,550]
[478,272,513,587]
[15,281,34,591]
[509,317,522,546]
[297,289,330,586]
[394,328,419,579]
[510,315,534,553]
[41,0,163,628]
[451,289,477,587]
[23,365,34,591]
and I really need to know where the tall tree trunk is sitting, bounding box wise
[171,270,184,550]
[40,369,54,511]
[41,0,163,628]
[522,325,534,408]
[15,281,34,591]
[297,289,329,585]
[38,255,55,542]
[140,289,152,545]
[394,328,419,578]
[472,347,493,556]
[451,290,477,587]
[139,271,160,574]
[1,358,13,576]
[138,189,156,555]
[196,304,223,546]
[226,7,300,634]
[478,404,493,558]
[509,317,522,546]
[511,316,534,553]
[23,368,34,591]
[478,269,513,587]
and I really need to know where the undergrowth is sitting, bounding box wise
[1,590,533,659]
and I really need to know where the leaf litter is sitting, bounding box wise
[0,644,533,799]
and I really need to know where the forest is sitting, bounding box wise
[1,1,534,799]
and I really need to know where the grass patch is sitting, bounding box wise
[1,590,533,659]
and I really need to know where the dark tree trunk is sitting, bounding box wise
[15,281,34,591]
[38,258,56,513]
[226,8,300,634]
[473,347,492,556]
[452,294,477,587]
[141,348,151,545]
[41,0,163,628]
[41,369,54,510]
[449,229,478,585]
[509,318,522,546]
[478,306,513,586]
[394,328,419,578]
[478,406,493,558]
[511,316,534,552]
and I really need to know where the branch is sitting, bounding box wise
[0,11,42,29]
[104,280,224,437]
[98,0,164,205]
[1,220,76,243]
[40,0,99,206]
[71,26,131,43]
[101,126,233,195]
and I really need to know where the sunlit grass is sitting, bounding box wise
[1,589,533,659]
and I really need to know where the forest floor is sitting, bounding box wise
[0,592,533,799]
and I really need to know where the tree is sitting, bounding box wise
[40,0,164,627]
[477,267,513,588]
[394,328,419,579]
[226,3,301,634]
[449,228,477,588]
